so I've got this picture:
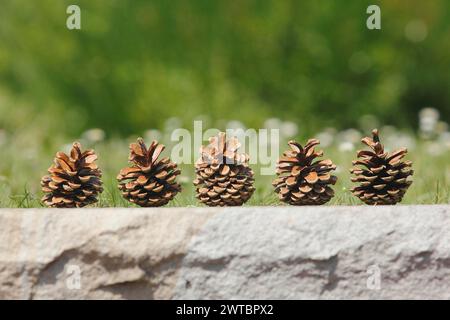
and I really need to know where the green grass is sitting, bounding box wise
[0,136,448,208]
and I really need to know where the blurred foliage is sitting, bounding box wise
[0,0,449,137]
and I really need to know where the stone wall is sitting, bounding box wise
[1,205,449,299]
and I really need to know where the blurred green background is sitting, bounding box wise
[0,0,449,135]
[0,0,449,206]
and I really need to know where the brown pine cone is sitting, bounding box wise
[117,138,181,207]
[41,142,103,208]
[350,129,414,205]
[273,139,337,205]
[193,132,255,206]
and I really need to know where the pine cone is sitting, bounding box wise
[273,139,337,205]
[117,138,181,207]
[41,142,103,208]
[193,132,255,206]
[350,129,414,205]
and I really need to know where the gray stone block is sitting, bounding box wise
[0,205,449,299]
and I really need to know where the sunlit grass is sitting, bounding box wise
[0,137,448,208]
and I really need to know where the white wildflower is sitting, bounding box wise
[82,128,105,143]
[338,141,354,152]
[263,118,282,130]
[144,129,162,142]
[280,121,298,138]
